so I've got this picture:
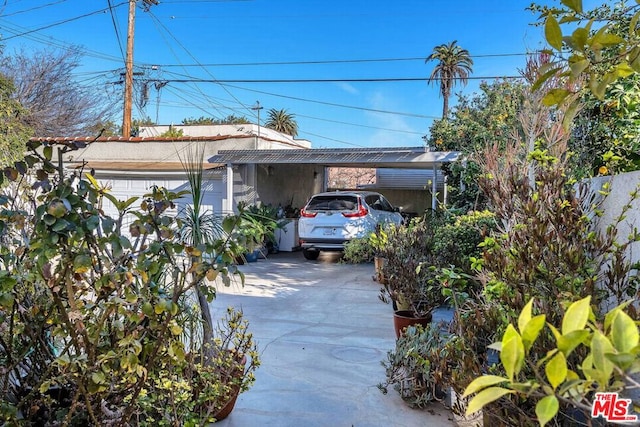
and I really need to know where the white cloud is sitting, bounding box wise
[335,82,359,95]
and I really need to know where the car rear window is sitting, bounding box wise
[306,195,358,211]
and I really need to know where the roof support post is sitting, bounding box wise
[225,163,234,215]
[443,173,448,208]
[431,163,438,211]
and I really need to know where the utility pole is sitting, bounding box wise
[251,101,263,139]
[122,0,158,137]
[122,0,136,137]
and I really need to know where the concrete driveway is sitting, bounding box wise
[213,251,454,427]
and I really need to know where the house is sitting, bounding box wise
[31,127,461,238]
[31,125,310,222]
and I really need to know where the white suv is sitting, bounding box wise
[298,191,403,260]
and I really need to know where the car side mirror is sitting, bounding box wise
[394,206,403,212]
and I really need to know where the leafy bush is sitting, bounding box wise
[433,209,496,273]
[378,218,446,317]
[464,297,640,426]
[342,236,375,264]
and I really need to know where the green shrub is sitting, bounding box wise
[433,210,496,273]
[342,236,375,264]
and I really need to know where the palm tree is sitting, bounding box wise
[264,108,298,137]
[426,41,473,118]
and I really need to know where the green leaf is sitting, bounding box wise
[613,62,635,79]
[605,352,636,371]
[568,56,589,79]
[518,298,534,334]
[545,352,567,390]
[545,14,563,51]
[591,27,624,47]
[73,254,93,274]
[522,314,546,352]
[463,375,509,398]
[43,145,53,161]
[466,387,513,416]
[557,329,590,357]
[536,395,559,426]
[562,99,581,130]
[561,0,582,12]
[501,325,525,381]
[121,196,139,210]
[542,89,570,106]
[591,331,615,384]
[91,371,106,385]
[43,214,56,226]
[222,215,237,234]
[52,219,69,232]
[611,311,639,353]
[531,66,562,93]
[562,296,591,336]
[103,193,120,208]
[571,27,589,50]
[631,10,640,33]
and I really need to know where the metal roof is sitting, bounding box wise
[207,147,461,169]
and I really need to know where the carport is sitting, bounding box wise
[208,147,462,214]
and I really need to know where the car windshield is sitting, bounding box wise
[306,195,358,211]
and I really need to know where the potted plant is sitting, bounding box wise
[188,307,261,422]
[378,219,445,337]
[378,322,452,407]
[369,226,389,284]
[236,202,288,260]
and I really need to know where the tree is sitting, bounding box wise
[0,48,118,137]
[530,1,640,175]
[426,41,474,118]
[181,115,250,125]
[0,74,31,167]
[532,0,640,105]
[427,79,527,153]
[426,79,527,211]
[86,120,120,137]
[264,108,298,137]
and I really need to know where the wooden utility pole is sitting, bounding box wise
[122,0,158,137]
[122,0,136,137]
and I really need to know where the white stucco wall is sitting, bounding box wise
[587,170,640,312]
[140,124,311,149]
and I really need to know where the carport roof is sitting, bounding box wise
[208,146,461,169]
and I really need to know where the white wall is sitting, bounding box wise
[587,170,640,312]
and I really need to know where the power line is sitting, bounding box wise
[1,2,129,41]
[107,0,126,62]
[210,81,442,119]
[0,0,68,18]
[155,76,523,84]
[139,53,531,68]
[0,19,126,63]
[295,113,425,136]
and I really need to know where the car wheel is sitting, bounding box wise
[302,249,320,260]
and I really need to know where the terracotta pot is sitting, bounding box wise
[374,256,387,284]
[212,354,247,421]
[213,385,241,421]
[393,310,432,338]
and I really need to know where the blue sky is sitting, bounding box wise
[0,0,573,148]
